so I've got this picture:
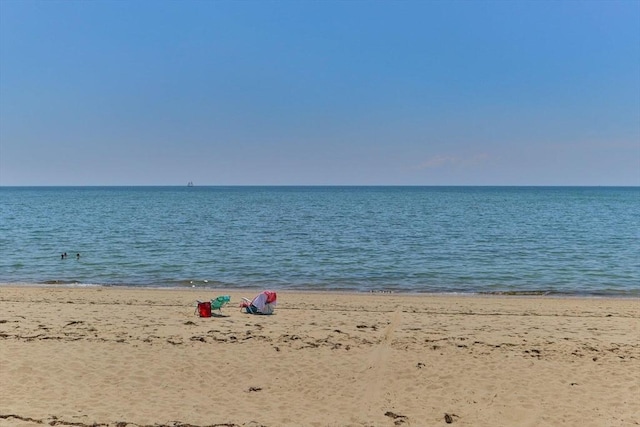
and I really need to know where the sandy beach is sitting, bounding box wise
[0,286,638,427]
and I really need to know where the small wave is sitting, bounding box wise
[175,279,232,288]
[41,279,82,285]
[479,290,554,296]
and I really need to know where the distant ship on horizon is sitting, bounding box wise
[187,181,194,187]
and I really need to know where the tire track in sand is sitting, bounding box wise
[361,309,401,419]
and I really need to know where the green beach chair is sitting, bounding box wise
[210,295,231,314]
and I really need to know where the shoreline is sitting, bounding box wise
[2,282,638,299]
[1,285,638,427]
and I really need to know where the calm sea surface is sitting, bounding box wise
[0,186,638,296]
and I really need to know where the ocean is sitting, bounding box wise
[0,186,638,296]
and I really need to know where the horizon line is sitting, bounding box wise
[1,184,639,188]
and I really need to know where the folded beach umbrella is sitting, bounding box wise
[241,290,277,314]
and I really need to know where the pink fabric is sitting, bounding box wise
[265,291,277,304]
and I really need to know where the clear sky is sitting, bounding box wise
[1,0,638,186]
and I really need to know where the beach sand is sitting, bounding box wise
[0,286,638,427]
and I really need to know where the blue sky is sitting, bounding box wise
[1,0,638,186]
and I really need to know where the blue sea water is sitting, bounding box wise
[0,186,638,296]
